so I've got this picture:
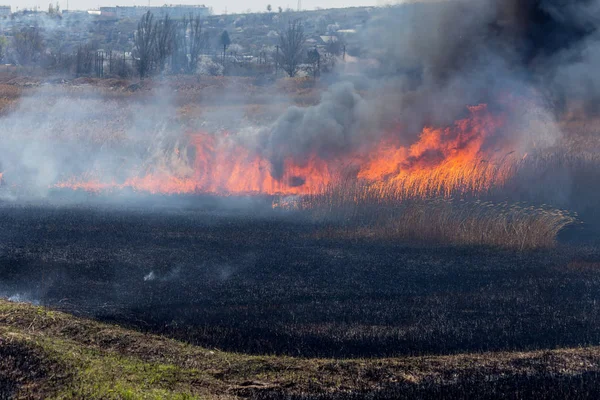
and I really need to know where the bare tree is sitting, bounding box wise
[276,20,306,77]
[187,14,207,73]
[154,14,175,73]
[325,37,343,57]
[0,36,7,63]
[321,37,343,73]
[172,14,208,74]
[75,44,94,75]
[220,30,231,64]
[13,26,44,66]
[115,53,133,78]
[134,11,157,79]
[171,19,187,74]
[188,16,208,73]
[305,47,320,78]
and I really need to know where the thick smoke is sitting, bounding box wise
[261,82,377,179]
[255,0,600,175]
[0,85,187,198]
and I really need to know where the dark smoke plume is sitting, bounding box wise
[262,82,376,179]
[256,0,600,176]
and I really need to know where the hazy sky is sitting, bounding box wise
[8,0,381,15]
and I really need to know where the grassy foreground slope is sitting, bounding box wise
[2,299,600,399]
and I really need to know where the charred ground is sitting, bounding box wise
[1,199,600,399]
[1,199,599,361]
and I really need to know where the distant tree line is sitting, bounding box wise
[0,12,345,80]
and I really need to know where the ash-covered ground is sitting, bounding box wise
[1,195,599,359]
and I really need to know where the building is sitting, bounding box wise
[98,7,117,17]
[0,5,11,16]
[100,5,209,20]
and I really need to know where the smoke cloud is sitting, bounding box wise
[0,85,188,198]
[261,82,377,179]
[252,0,600,174]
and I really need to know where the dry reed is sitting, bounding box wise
[275,181,576,250]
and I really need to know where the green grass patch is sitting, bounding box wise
[4,299,600,399]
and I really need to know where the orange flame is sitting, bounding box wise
[357,104,512,197]
[55,104,517,198]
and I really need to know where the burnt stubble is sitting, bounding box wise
[1,199,599,360]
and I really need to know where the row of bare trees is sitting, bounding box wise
[10,27,44,66]
[0,28,133,78]
[134,11,209,79]
[1,25,65,70]
[133,13,341,80]
[0,13,343,80]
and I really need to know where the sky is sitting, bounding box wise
[7,0,384,15]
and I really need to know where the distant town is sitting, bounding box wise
[0,2,375,79]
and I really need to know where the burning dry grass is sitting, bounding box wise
[0,80,591,251]
[282,181,576,250]
[283,137,593,250]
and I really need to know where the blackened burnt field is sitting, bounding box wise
[1,199,599,359]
